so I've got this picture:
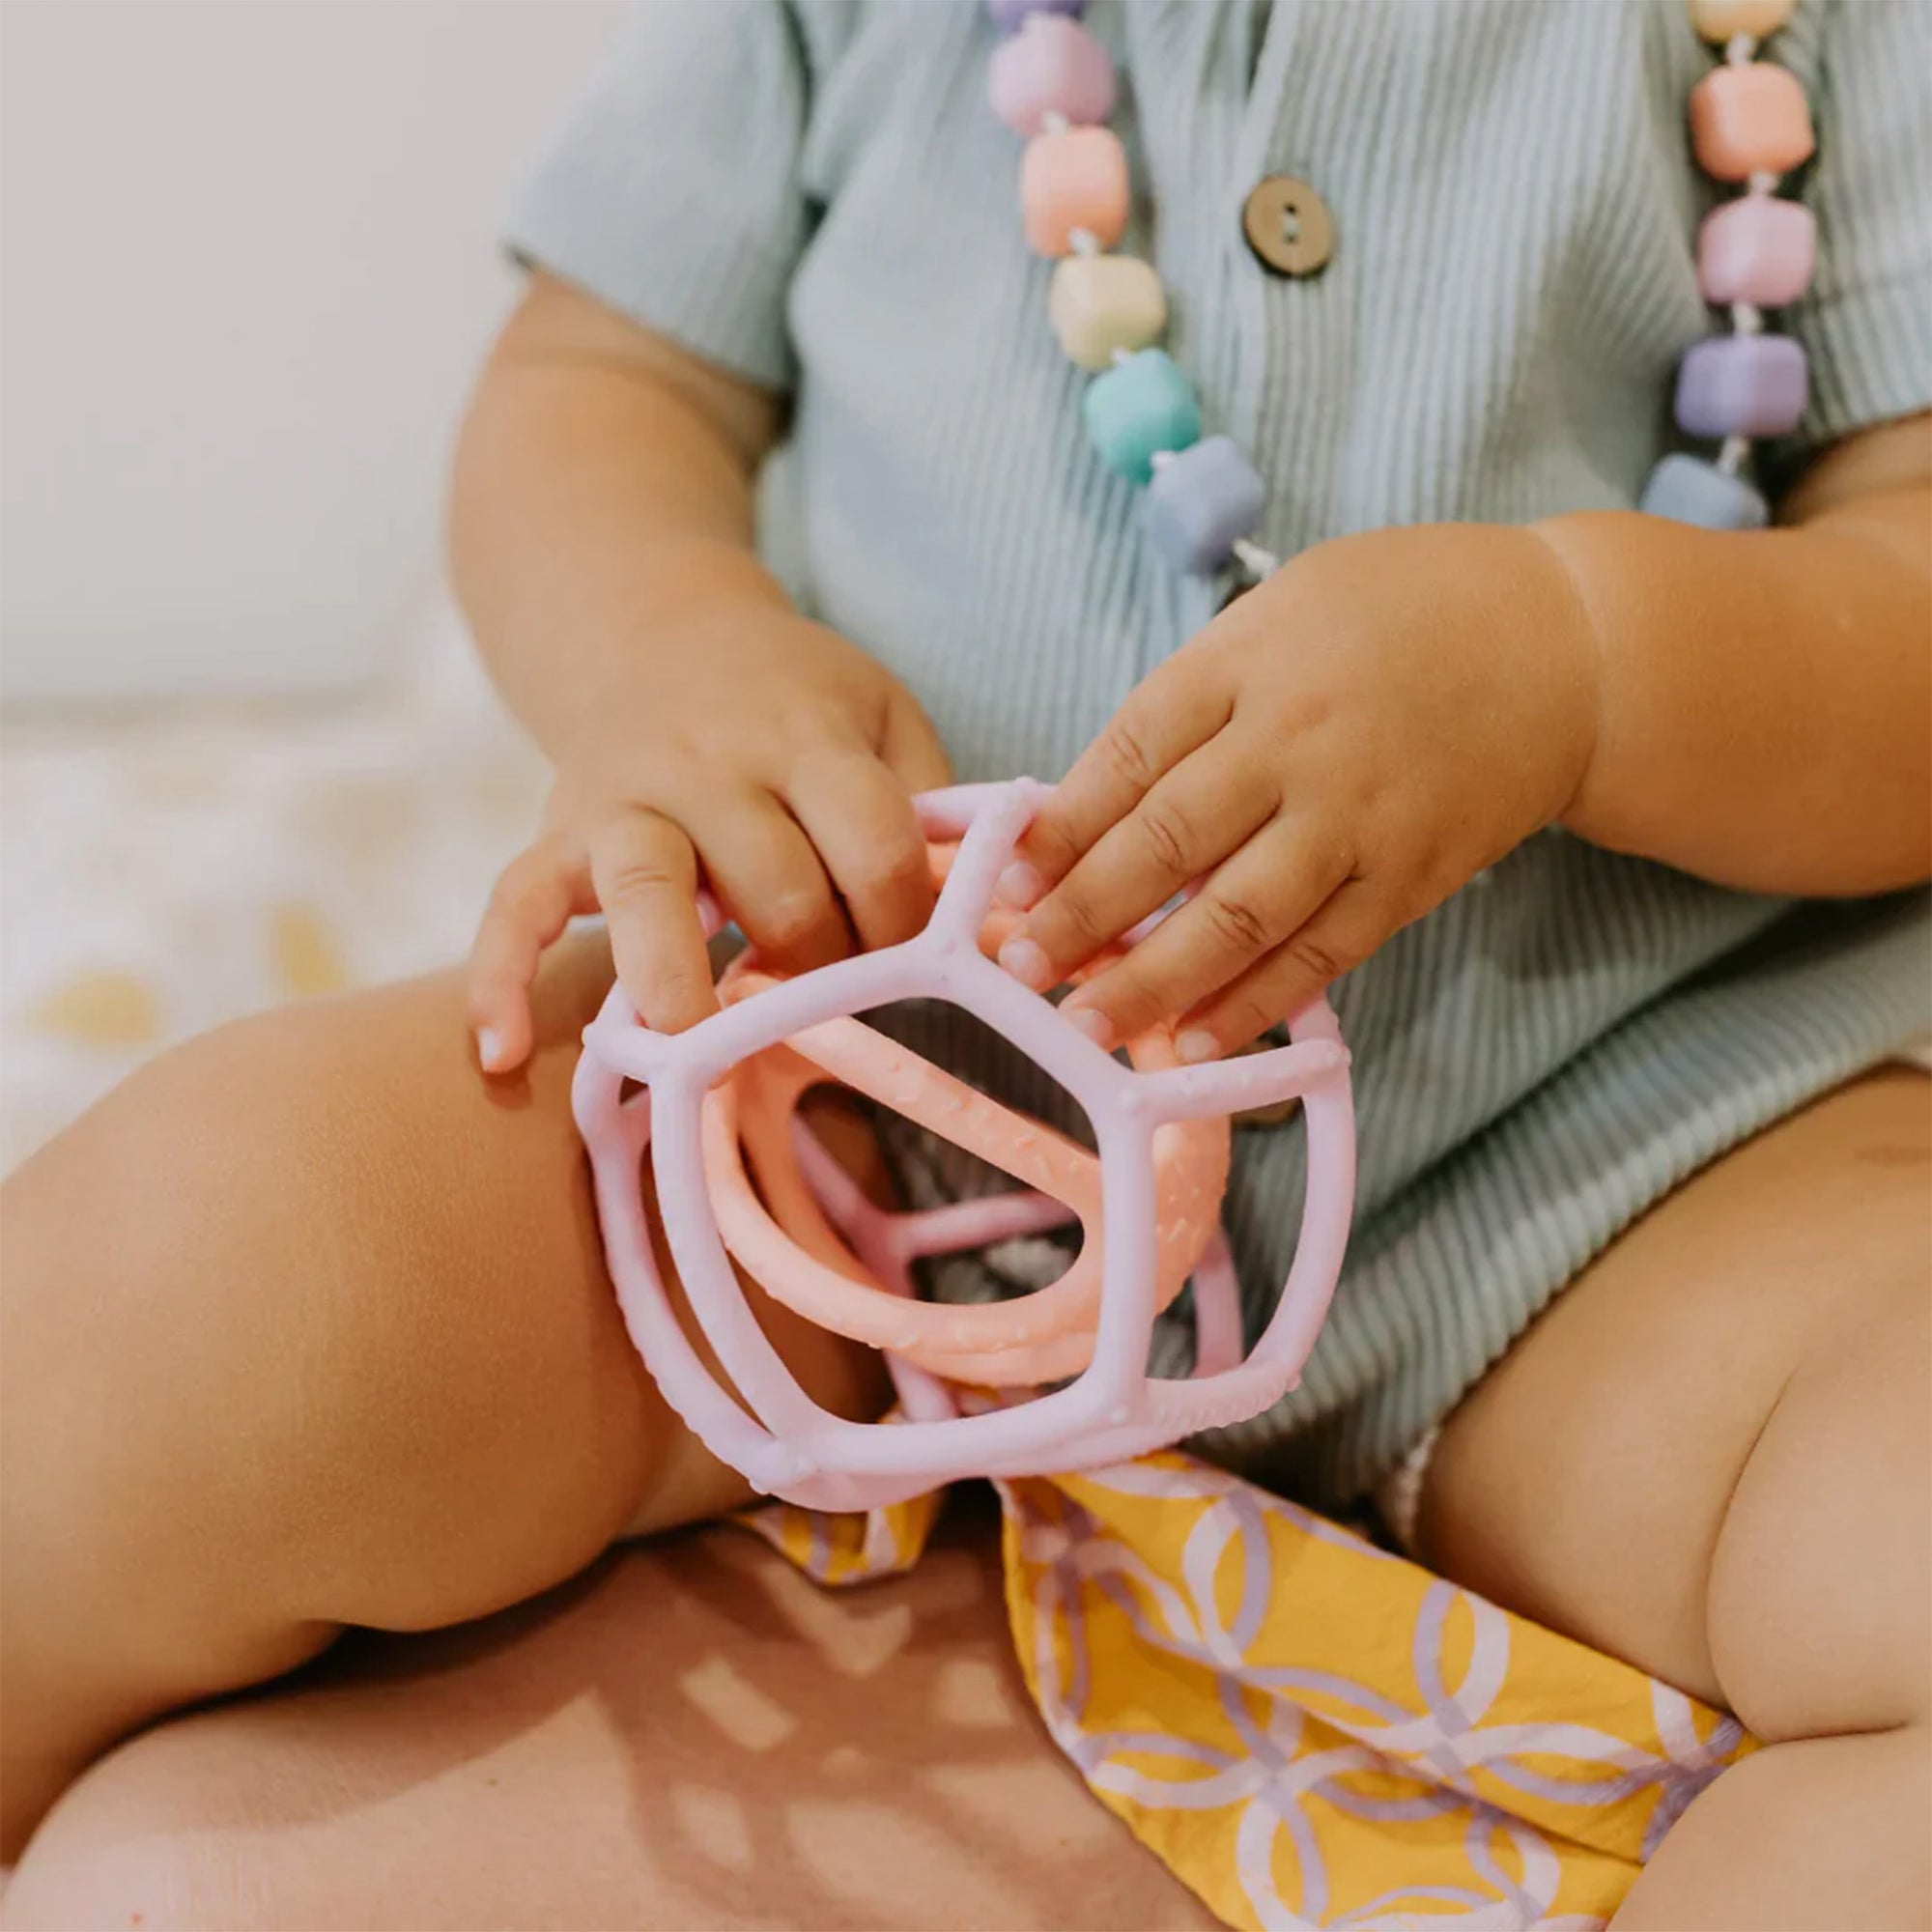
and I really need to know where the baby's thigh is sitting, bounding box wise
[1420,1067,1930,1731]
[3,931,870,1657]
[4,938,639,1650]
[1,1513,1215,1932]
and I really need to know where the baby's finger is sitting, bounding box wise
[588,810,716,1033]
[1059,823,1351,1050]
[691,789,850,974]
[1171,880,1389,1062]
[787,753,935,952]
[468,836,592,1072]
[1000,748,1270,992]
[1004,664,1230,908]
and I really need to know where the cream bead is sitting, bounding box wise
[1047,254,1167,369]
[1688,0,1796,45]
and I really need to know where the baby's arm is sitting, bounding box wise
[998,415,1930,1058]
[452,270,789,760]
[451,274,949,1068]
[1540,414,1930,895]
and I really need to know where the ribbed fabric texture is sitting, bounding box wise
[508,0,1932,1511]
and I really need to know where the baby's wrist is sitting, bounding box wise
[1523,516,1611,832]
[560,578,797,731]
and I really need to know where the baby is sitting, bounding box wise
[3,1,1928,1924]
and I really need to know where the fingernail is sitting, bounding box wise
[1176,1029,1220,1065]
[1066,1007,1115,1050]
[476,1027,506,1072]
[998,935,1054,991]
[995,861,1044,910]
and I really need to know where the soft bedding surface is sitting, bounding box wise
[0,609,546,1170]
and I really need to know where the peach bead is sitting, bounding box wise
[1688,0,1796,43]
[1020,127,1129,256]
[1689,63,1814,181]
[1048,253,1167,367]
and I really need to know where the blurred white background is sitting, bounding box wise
[1,0,628,700]
[1,0,633,1163]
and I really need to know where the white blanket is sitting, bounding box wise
[0,609,547,1170]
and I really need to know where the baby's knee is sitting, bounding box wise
[1709,1272,1931,1743]
[1,1725,258,1932]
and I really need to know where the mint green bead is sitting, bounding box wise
[1081,350,1202,484]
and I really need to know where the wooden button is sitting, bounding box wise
[1241,176,1333,278]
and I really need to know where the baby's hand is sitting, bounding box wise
[998,525,1601,1059]
[468,610,950,1071]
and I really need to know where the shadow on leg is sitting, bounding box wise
[1,1503,1218,1932]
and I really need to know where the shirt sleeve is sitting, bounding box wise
[1780,0,1932,458]
[504,1,810,392]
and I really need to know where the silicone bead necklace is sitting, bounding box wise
[987,0,1280,579]
[1643,0,1817,527]
[985,0,1814,565]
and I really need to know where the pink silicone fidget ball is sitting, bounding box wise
[572,781,1356,1512]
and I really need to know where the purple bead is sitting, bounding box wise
[1674,333,1809,440]
[986,0,1083,32]
[1143,438,1267,576]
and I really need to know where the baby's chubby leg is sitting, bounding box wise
[1424,1069,1931,1929]
[0,934,884,1858]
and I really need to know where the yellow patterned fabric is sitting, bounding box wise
[744,1451,1752,1930]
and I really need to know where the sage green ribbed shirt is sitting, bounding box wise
[510,0,1932,1508]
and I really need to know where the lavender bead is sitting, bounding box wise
[986,0,1082,31]
[1674,334,1808,440]
[1143,437,1266,575]
[988,15,1116,136]
[1638,454,1769,531]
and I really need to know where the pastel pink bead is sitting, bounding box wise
[1020,126,1129,256]
[988,15,1116,136]
[1697,194,1816,306]
[1689,63,1814,181]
